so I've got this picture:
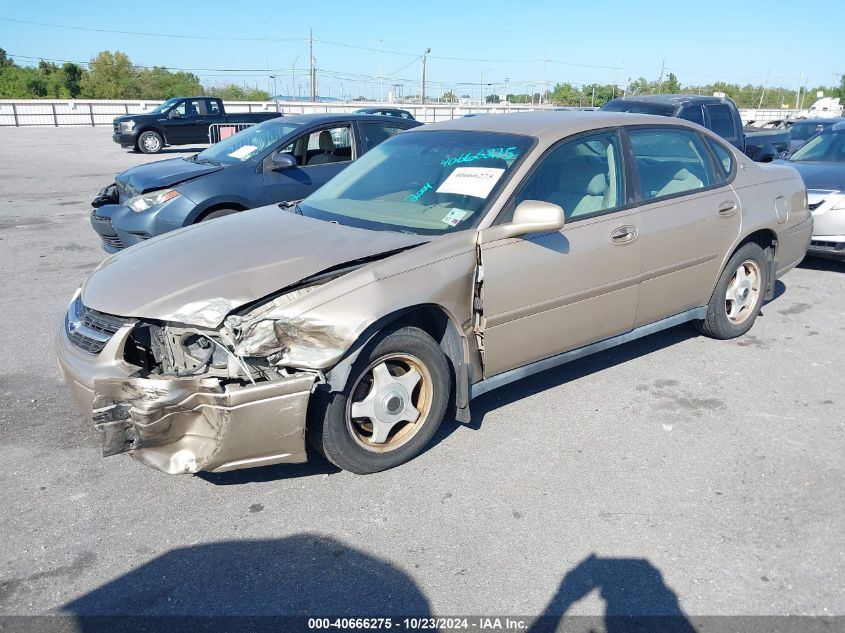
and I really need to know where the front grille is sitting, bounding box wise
[113,122,121,134]
[66,296,129,354]
[91,213,124,250]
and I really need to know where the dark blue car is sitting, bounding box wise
[90,113,421,252]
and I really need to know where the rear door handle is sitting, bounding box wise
[718,201,738,216]
[610,225,639,244]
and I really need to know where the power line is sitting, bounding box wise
[0,17,303,42]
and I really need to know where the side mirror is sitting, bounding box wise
[168,110,182,119]
[482,200,565,242]
[271,152,297,170]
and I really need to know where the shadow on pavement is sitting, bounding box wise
[56,542,697,632]
[799,255,845,273]
[527,553,696,633]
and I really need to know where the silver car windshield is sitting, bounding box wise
[790,129,845,163]
[298,130,534,235]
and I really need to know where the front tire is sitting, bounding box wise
[307,326,450,474]
[696,242,768,339]
[137,131,164,154]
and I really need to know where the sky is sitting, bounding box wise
[0,0,842,100]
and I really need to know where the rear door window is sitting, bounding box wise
[678,105,704,126]
[360,122,406,151]
[628,127,715,201]
[705,104,739,144]
[705,137,735,180]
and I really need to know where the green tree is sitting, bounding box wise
[213,84,271,101]
[82,51,136,98]
[58,63,84,98]
[485,93,500,104]
[441,90,457,103]
[0,47,13,68]
[660,72,681,94]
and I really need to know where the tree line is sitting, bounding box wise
[0,48,271,101]
[2,47,843,109]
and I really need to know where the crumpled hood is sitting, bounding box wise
[777,160,845,191]
[116,157,223,197]
[81,205,428,327]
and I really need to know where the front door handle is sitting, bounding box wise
[610,225,639,244]
[718,200,738,216]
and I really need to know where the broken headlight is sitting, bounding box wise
[126,189,181,212]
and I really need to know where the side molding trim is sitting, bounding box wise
[469,306,708,400]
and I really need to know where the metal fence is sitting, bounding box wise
[2,99,837,128]
[0,99,546,127]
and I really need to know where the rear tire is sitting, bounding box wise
[137,131,164,154]
[695,242,768,339]
[307,326,450,474]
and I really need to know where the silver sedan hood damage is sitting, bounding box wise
[81,205,428,327]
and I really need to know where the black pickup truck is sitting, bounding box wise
[112,96,283,154]
[601,95,789,162]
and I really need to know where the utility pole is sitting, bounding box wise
[656,60,665,94]
[795,73,803,110]
[420,48,430,118]
[758,70,771,109]
[309,29,316,101]
[378,38,384,103]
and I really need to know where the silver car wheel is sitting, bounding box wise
[346,353,432,453]
[725,259,761,324]
[142,134,161,153]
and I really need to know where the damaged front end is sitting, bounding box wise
[60,291,336,474]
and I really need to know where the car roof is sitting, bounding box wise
[607,94,731,106]
[407,110,694,139]
[269,112,416,126]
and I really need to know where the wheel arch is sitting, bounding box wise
[192,201,250,224]
[135,126,166,146]
[322,303,472,423]
[726,228,779,300]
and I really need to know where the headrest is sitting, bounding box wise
[318,131,335,152]
[671,168,693,181]
[585,173,607,195]
[559,156,607,192]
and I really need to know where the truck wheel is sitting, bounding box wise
[137,131,163,154]
[200,208,239,222]
[695,242,768,339]
[307,326,450,474]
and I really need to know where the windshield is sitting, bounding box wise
[297,130,534,235]
[600,100,675,116]
[195,120,301,164]
[789,129,845,162]
[151,98,181,114]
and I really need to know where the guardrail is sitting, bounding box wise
[0,99,544,127]
[3,99,838,128]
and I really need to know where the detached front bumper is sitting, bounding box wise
[56,323,315,474]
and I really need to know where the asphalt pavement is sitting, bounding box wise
[0,128,843,622]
